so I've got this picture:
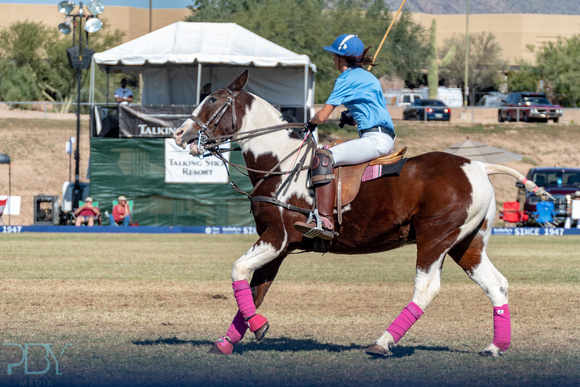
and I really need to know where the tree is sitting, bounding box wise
[427,19,455,99]
[325,1,428,92]
[0,20,124,106]
[0,21,54,102]
[0,61,43,102]
[440,32,507,95]
[506,61,540,93]
[534,35,580,107]
[187,0,428,102]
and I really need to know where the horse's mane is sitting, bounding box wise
[237,91,308,164]
[241,92,288,130]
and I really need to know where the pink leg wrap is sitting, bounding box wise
[492,304,511,351]
[386,302,424,343]
[232,280,256,319]
[225,311,248,344]
[213,337,234,355]
[247,314,268,333]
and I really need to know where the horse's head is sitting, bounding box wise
[174,70,250,156]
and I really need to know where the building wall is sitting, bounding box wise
[0,4,190,43]
[411,13,580,64]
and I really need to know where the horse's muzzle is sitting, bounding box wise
[174,118,200,152]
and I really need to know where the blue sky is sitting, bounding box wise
[0,0,191,9]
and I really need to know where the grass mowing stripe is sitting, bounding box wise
[0,234,578,386]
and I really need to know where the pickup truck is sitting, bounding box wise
[498,92,563,123]
[516,167,580,226]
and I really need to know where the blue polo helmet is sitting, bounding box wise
[323,34,364,57]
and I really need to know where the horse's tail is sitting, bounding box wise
[485,164,555,200]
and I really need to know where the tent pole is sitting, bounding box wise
[106,67,110,108]
[196,63,202,106]
[303,64,308,122]
[89,58,95,108]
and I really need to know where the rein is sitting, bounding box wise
[186,87,317,215]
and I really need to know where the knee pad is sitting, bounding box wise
[311,148,335,186]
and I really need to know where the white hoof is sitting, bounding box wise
[480,343,504,357]
[366,331,395,357]
[365,342,391,357]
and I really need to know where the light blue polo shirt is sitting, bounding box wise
[326,67,394,131]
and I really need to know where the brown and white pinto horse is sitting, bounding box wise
[174,70,546,357]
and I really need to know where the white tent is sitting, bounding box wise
[90,22,316,121]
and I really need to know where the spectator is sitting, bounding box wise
[109,195,131,226]
[74,197,100,227]
[200,83,212,101]
[115,78,134,105]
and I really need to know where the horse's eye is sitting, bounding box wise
[209,97,217,103]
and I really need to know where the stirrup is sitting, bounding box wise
[294,209,336,240]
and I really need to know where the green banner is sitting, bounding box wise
[90,138,255,226]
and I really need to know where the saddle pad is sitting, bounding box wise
[362,158,407,182]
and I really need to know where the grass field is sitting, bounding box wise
[0,234,579,386]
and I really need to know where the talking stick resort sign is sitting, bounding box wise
[164,139,231,184]
[117,105,231,183]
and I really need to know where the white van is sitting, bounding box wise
[383,89,423,106]
[419,87,463,107]
[397,92,423,106]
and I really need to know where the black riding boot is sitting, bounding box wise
[294,148,336,240]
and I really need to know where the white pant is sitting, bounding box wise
[329,131,395,166]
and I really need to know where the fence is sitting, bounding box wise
[0,101,114,119]
[384,106,580,124]
[5,101,580,125]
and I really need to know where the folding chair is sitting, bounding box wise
[109,200,134,226]
[499,201,528,226]
[72,200,102,226]
[534,201,556,227]
[0,198,7,225]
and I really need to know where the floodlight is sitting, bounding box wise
[86,0,105,15]
[57,1,75,15]
[84,18,103,33]
[58,21,71,34]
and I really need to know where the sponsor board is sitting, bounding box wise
[491,227,580,236]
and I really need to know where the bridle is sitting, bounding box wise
[183,86,317,214]
[184,86,316,177]
[187,87,240,154]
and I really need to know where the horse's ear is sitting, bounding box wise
[227,69,249,92]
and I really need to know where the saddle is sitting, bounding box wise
[329,140,407,225]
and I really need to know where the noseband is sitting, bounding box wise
[187,87,239,153]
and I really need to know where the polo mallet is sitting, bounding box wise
[367,0,407,70]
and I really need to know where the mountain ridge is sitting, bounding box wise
[384,0,580,16]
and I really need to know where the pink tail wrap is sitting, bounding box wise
[232,280,256,319]
[493,304,511,351]
[386,302,424,343]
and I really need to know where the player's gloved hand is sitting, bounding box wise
[304,121,317,132]
[339,110,355,128]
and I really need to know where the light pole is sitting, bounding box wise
[57,0,105,210]
[464,0,470,107]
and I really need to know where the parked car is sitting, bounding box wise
[498,92,563,123]
[516,167,580,226]
[477,92,506,107]
[403,99,451,121]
